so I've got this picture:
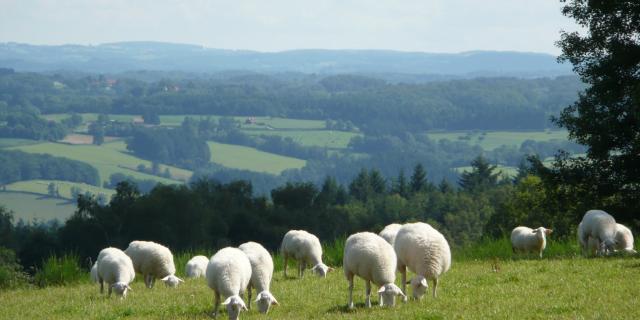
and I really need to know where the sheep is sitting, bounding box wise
[124,240,183,288]
[394,222,451,301]
[206,247,252,320]
[379,223,402,246]
[510,226,553,258]
[614,223,636,254]
[280,230,333,278]
[186,255,209,278]
[90,261,99,283]
[238,241,278,314]
[578,222,600,256]
[96,247,135,298]
[578,210,617,255]
[343,232,405,309]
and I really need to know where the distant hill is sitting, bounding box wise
[0,42,572,78]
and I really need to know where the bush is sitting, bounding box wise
[0,247,30,290]
[34,254,84,287]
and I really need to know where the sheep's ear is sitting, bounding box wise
[419,278,428,287]
[377,286,386,294]
[160,276,170,282]
[271,297,279,306]
[546,229,553,235]
[126,285,133,291]
[177,277,184,283]
[221,297,233,305]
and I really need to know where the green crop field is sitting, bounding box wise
[8,141,188,185]
[5,180,116,200]
[0,192,76,222]
[427,130,569,151]
[208,141,306,175]
[1,255,639,319]
[245,129,360,149]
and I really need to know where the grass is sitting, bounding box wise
[245,129,360,149]
[5,180,116,200]
[1,250,639,319]
[0,192,76,222]
[0,138,40,148]
[8,140,188,185]
[34,254,85,288]
[208,141,306,175]
[427,130,569,151]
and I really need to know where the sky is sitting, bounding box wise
[0,0,578,54]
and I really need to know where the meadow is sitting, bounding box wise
[5,180,116,200]
[2,240,639,320]
[208,141,306,175]
[427,130,569,151]
[0,192,76,222]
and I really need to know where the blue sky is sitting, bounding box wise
[0,0,578,54]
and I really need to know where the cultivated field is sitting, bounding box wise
[208,141,306,175]
[1,256,639,319]
[427,130,569,150]
[0,192,76,222]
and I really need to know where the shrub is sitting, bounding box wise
[34,254,84,287]
[0,247,31,290]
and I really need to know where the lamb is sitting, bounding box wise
[238,241,278,314]
[206,247,252,320]
[578,210,618,255]
[124,240,183,288]
[185,255,209,278]
[343,232,405,309]
[379,223,402,246]
[614,223,636,254]
[510,226,553,258]
[90,261,99,283]
[280,230,332,278]
[96,247,135,298]
[394,222,451,301]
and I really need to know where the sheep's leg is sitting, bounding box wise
[283,255,288,278]
[247,284,252,310]
[347,273,354,309]
[399,265,407,302]
[99,279,104,294]
[108,284,112,297]
[365,280,372,308]
[432,278,438,298]
[150,276,155,288]
[213,291,220,318]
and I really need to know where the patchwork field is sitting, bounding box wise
[1,256,639,319]
[208,141,306,175]
[0,192,76,222]
[427,130,569,150]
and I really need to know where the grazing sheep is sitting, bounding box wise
[238,241,278,314]
[280,230,332,278]
[124,240,183,288]
[614,223,636,254]
[578,222,600,256]
[394,222,451,301]
[90,261,99,283]
[578,210,618,256]
[96,247,135,298]
[510,226,553,258]
[343,232,405,309]
[186,255,209,278]
[379,223,402,246]
[207,247,252,320]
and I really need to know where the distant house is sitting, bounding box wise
[245,117,257,125]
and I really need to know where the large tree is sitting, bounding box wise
[554,0,640,216]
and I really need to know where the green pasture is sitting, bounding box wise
[208,141,306,175]
[427,130,569,150]
[5,180,115,200]
[0,192,76,222]
[0,138,40,148]
[245,129,359,149]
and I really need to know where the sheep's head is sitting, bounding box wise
[111,282,132,298]
[311,263,333,278]
[532,227,552,239]
[377,283,405,307]
[160,275,184,287]
[601,239,618,255]
[255,291,279,314]
[222,295,247,320]
[410,276,428,300]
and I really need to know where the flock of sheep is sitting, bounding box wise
[88,209,634,320]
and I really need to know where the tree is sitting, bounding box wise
[47,182,58,198]
[92,126,104,145]
[369,169,386,194]
[459,156,500,191]
[392,169,410,198]
[410,164,427,193]
[555,0,640,216]
[142,112,161,125]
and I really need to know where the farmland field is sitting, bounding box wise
[208,141,306,175]
[1,256,639,319]
[427,130,569,150]
[0,192,76,222]
[5,180,116,200]
[245,129,360,149]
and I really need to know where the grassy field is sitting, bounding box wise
[427,130,569,151]
[208,141,306,175]
[8,141,188,185]
[0,192,76,222]
[245,129,360,149]
[2,254,639,319]
[0,138,41,148]
[5,180,116,200]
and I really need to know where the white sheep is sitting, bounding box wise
[90,261,99,283]
[379,223,402,246]
[343,232,405,309]
[207,247,252,320]
[280,230,332,278]
[185,255,209,278]
[96,247,135,298]
[238,241,279,314]
[394,222,451,301]
[578,210,617,255]
[510,226,553,258]
[124,240,183,288]
[614,223,636,254]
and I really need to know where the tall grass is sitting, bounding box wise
[34,254,85,287]
[454,236,580,261]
